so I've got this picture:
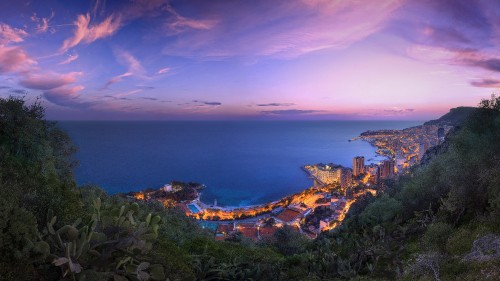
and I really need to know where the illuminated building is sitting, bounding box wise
[163,184,172,192]
[307,164,352,188]
[380,160,395,179]
[352,156,365,177]
[365,163,380,184]
[339,168,352,189]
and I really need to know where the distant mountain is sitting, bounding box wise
[424,106,475,126]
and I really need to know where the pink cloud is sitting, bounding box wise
[60,13,121,52]
[157,67,171,74]
[406,45,500,75]
[470,78,500,88]
[45,85,84,99]
[165,5,217,33]
[0,23,28,44]
[167,17,217,32]
[163,0,402,59]
[115,49,145,75]
[0,45,36,73]
[31,12,55,33]
[103,49,146,88]
[44,85,85,106]
[59,53,79,65]
[104,72,132,88]
[394,1,500,84]
[20,72,82,90]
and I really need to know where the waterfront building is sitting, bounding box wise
[274,208,302,224]
[312,164,340,184]
[163,184,173,192]
[308,164,352,187]
[352,156,365,177]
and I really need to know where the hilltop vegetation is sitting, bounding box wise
[423,106,476,126]
[0,95,499,280]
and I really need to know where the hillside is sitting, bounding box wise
[0,96,499,280]
[424,106,475,126]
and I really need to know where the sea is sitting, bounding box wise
[59,121,422,206]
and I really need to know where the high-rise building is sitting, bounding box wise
[366,163,380,185]
[380,160,395,179]
[352,156,365,177]
[339,168,352,189]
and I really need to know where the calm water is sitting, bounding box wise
[59,121,421,206]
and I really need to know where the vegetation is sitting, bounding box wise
[0,95,499,280]
[423,106,476,126]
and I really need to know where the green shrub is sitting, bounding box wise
[423,222,453,253]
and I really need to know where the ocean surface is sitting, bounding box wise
[59,121,422,206]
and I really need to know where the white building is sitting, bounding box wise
[163,184,173,192]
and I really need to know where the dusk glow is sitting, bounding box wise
[0,0,498,120]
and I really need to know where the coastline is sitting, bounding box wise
[127,131,385,239]
[122,118,454,240]
[67,120,422,203]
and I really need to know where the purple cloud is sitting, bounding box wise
[163,0,402,59]
[257,103,295,107]
[470,78,500,88]
[261,109,323,115]
[20,72,81,90]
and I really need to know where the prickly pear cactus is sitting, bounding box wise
[0,197,40,261]
[42,198,165,281]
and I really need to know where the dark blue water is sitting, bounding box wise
[59,121,421,206]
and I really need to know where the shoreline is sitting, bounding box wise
[126,120,447,238]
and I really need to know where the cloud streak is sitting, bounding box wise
[394,1,500,86]
[470,78,500,88]
[59,53,79,65]
[383,108,415,114]
[60,13,121,52]
[257,103,295,107]
[31,12,55,33]
[261,109,323,115]
[192,100,222,106]
[104,49,146,88]
[163,0,402,59]
[157,67,171,74]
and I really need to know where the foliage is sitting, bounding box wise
[1,95,500,280]
[0,96,82,226]
[0,196,49,280]
[41,198,165,281]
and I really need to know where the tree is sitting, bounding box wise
[0,96,81,225]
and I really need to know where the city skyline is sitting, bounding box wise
[0,0,499,120]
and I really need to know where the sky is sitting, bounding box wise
[0,0,499,120]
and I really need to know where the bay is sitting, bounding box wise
[59,121,421,206]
